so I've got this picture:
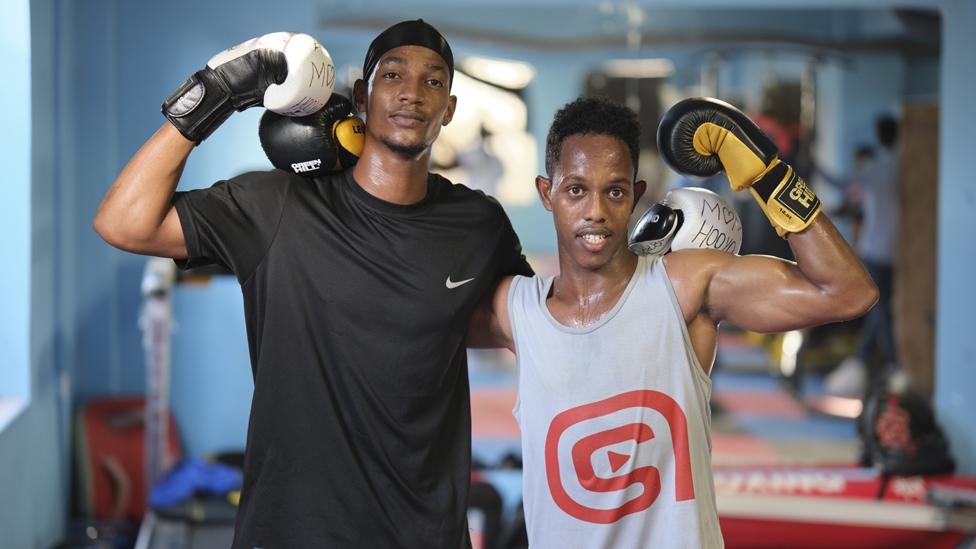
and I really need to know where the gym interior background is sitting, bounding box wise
[3,0,976,547]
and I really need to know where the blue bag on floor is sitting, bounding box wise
[149,458,242,508]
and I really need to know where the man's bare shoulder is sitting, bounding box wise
[661,248,731,284]
[661,249,733,324]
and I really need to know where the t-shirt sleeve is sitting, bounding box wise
[172,171,292,282]
[494,205,534,278]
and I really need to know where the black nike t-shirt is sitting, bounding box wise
[173,169,532,549]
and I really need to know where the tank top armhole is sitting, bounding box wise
[654,258,714,391]
[507,275,527,422]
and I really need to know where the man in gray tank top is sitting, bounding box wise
[467,96,878,548]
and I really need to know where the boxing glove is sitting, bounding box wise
[657,97,821,236]
[629,187,742,257]
[163,32,335,144]
[259,93,365,176]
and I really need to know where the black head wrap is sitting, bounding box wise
[362,19,454,89]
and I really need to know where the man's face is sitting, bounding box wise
[354,45,457,157]
[536,134,646,272]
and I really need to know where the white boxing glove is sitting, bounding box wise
[628,187,742,257]
[163,32,335,143]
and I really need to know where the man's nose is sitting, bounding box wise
[584,195,608,222]
[397,76,424,104]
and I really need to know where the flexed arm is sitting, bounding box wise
[94,32,335,258]
[93,124,193,257]
[658,98,877,332]
[668,215,876,333]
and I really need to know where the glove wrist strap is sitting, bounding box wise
[750,160,822,237]
[162,70,235,144]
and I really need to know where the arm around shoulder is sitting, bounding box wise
[466,276,517,351]
[93,123,191,258]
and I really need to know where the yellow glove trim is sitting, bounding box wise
[693,122,767,191]
[334,117,365,157]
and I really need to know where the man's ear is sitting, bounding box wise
[536,175,554,212]
[442,95,458,126]
[353,79,368,114]
[632,179,647,212]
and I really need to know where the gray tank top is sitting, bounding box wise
[508,255,723,548]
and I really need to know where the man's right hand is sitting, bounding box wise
[162,32,335,144]
[657,97,822,237]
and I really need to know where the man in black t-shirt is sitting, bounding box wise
[94,20,531,549]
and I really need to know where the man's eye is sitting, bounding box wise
[609,188,625,198]
[427,79,444,87]
[382,71,399,79]
[568,186,583,196]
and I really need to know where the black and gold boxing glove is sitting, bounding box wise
[259,92,365,176]
[657,97,821,237]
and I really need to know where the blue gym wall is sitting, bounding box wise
[935,0,976,476]
[5,0,974,546]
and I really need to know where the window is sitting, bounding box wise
[0,0,32,431]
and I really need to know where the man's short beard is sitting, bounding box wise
[381,137,428,158]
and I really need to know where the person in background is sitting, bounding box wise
[822,115,900,398]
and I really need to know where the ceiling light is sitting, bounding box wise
[460,56,536,89]
[602,58,675,79]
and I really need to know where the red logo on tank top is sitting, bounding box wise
[545,390,695,523]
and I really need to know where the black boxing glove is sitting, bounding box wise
[657,97,821,236]
[163,32,335,144]
[259,93,365,176]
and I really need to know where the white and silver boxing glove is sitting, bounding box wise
[629,187,742,257]
[163,32,335,143]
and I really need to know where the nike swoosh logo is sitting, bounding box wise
[445,276,475,289]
